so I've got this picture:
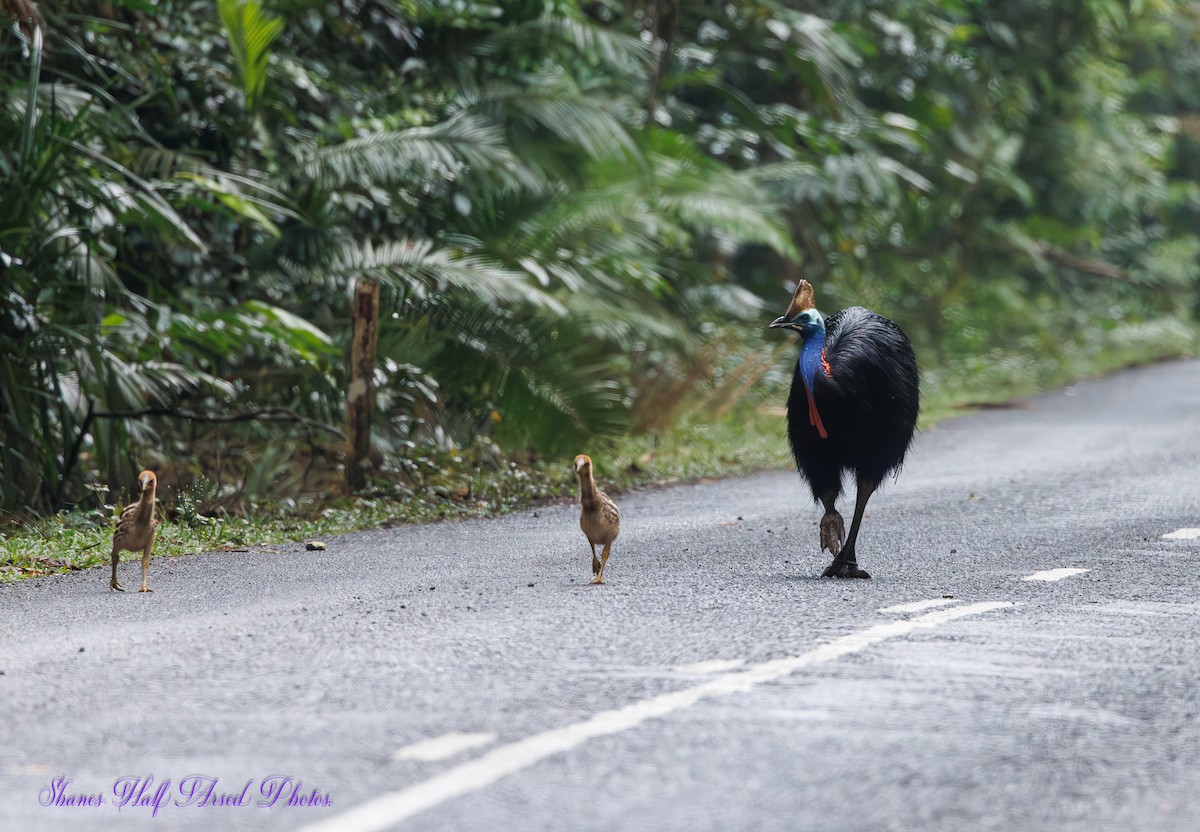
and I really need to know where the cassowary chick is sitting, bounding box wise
[574,454,619,584]
[110,470,160,592]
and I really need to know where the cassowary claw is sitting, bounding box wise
[822,559,871,579]
[819,511,845,555]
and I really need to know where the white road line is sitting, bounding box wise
[298,601,1013,832]
[1021,568,1090,582]
[673,659,746,675]
[1162,528,1200,541]
[879,598,960,615]
[392,732,497,762]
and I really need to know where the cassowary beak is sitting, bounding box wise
[769,315,792,329]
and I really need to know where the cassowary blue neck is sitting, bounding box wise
[799,328,827,391]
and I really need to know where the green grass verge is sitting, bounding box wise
[3,320,1196,583]
[0,414,788,584]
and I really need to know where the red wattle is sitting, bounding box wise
[804,383,829,439]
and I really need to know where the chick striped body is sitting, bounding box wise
[574,454,620,584]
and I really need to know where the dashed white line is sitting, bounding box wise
[879,598,960,615]
[1162,528,1200,541]
[1021,568,1090,582]
[673,659,746,675]
[297,601,1013,832]
[392,732,497,762]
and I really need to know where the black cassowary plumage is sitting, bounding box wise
[771,280,919,578]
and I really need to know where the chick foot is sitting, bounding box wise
[138,584,153,593]
[820,511,845,555]
[110,578,125,592]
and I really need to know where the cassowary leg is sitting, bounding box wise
[817,490,845,557]
[822,479,875,579]
[591,543,611,585]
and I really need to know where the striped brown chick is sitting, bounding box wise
[574,454,620,584]
[110,470,160,593]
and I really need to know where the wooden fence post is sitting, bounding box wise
[346,277,380,492]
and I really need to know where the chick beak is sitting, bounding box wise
[139,474,153,490]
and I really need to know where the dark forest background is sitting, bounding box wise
[3,0,1198,519]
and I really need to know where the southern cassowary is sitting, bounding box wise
[770,280,918,578]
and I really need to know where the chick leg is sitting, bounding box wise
[109,547,125,592]
[591,543,601,577]
[138,535,155,593]
[591,543,612,585]
[823,479,874,579]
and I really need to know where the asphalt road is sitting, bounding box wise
[3,358,1200,832]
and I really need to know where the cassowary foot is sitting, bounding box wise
[822,559,871,579]
[820,511,845,556]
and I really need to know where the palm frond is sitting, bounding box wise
[464,73,641,162]
[415,299,628,452]
[476,14,654,76]
[767,10,859,111]
[303,113,528,191]
[67,140,206,251]
[17,23,43,164]
[313,237,563,312]
[175,172,283,236]
[167,302,338,367]
[754,150,930,208]
[559,288,691,347]
[217,0,283,114]
[130,148,296,214]
[36,226,119,294]
[652,154,798,258]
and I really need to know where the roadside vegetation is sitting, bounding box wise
[2,1,1198,579]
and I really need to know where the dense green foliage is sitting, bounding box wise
[1,0,1197,519]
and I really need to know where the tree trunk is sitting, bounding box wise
[346,277,380,493]
[642,0,677,123]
